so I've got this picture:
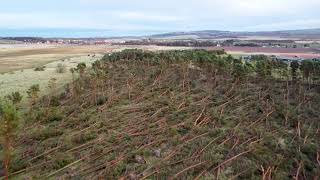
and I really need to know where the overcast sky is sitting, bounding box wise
[1,0,320,32]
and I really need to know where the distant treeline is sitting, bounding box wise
[2,37,47,43]
[114,40,229,47]
[114,39,314,48]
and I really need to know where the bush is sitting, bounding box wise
[72,131,97,144]
[46,109,64,123]
[49,96,61,107]
[27,84,40,105]
[9,155,28,172]
[52,153,74,169]
[96,95,107,106]
[32,127,63,141]
[34,66,46,71]
[56,63,67,73]
[5,92,23,105]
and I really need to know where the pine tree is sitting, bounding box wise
[0,99,20,180]
[290,60,300,81]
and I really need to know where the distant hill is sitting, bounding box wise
[2,28,320,40]
[150,30,233,39]
[150,28,320,39]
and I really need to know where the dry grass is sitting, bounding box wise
[0,44,190,73]
[0,44,119,99]
[0,45,117,73]
[0,55,102,99]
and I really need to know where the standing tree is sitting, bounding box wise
[290,60,300,81]
[274,60,289,80]
[300,60,314,84]
[232,60,254,83]
[0,100,20,180]
[252,55,273,78]
[232,59,245,81]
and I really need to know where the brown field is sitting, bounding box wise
[0,44,116,99]
[207,46,320,59]
[0,44,191,73]
[0,45,120,73]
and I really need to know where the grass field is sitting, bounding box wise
[0,44,191,73]
[0,45,117,73]
[0,55,102,99]
[0,44,118,99]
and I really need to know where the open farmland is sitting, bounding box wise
[0,44,112,99]
[0,44,119,73]
[0,55,102,98]
[0,44,191,73]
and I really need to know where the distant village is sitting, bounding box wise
[0,37,125,45]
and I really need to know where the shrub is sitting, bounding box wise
[27,84,40,105]
[52,153,74,169]
[49,96,61,107]
[96,95,107,106]
[56,63,67,73]
[5,92,23,105]
[76,62,87,76]
[9,155,28,172]
[72,131,97,144]
[46,109,64,123]
[32,127,63,141]
[34,66,46,71]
